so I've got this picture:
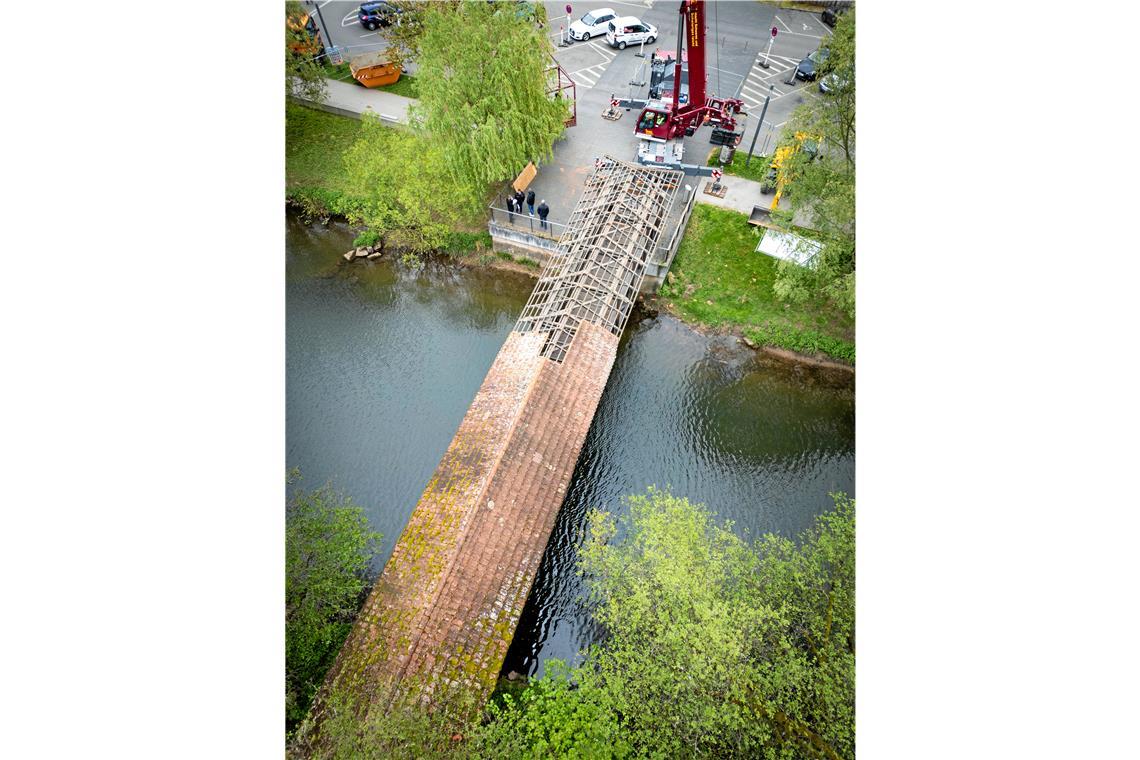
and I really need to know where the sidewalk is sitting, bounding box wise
[693,173,789,216]
[292,77,415,124]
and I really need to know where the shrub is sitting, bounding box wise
[286,473,381,734]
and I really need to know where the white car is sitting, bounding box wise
[606,16,658,50]
[568,8,617,42]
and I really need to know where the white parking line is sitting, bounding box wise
[342,11,359,27]
[587,41,617,62]
[570,71,597,87]
[772,15,824,39]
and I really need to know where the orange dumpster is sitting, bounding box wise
[349,52,401,88]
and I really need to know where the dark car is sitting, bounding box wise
[821,3,851,28]
[359,1,402,31]
[795,48,830,81]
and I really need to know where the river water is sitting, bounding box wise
[286,215,854,677]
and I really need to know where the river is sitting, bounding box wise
[286,214,854,677]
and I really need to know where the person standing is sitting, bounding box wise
[537,199,550,231]
[506,195,516,223]
[514,189,526,220]
[526,188,536,217]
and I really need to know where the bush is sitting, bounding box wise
[286,472,381,734]
[353,229,382,248]
[746,322,855,364]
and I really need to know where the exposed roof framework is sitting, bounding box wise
[515,156,683,362]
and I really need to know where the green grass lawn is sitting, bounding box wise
[657,204,855,363]
[286,101,362,193]
[707,147,772,185]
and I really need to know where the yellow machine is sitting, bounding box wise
[762,131,821,210]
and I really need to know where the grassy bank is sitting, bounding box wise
[286,101,362,194]
[286,101,490,255]
[656,204,854,363]
[707,147,771,185]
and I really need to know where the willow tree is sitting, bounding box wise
[410,1,567,192]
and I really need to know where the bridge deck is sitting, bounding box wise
[308,158,684,736]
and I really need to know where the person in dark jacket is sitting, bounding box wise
[526,189,536,216]
[506,195,516,223]
[514,189,526,219]
[537,199,550,231]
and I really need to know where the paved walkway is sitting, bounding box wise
[293,77,415,124]
[693,173,788,216]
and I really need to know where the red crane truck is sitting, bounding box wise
[631,0,746,167]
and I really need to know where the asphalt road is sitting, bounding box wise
[303,1,407,63]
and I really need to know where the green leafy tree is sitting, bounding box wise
[286,472,381,733]
[410,1,567,189]
[286,1,327,103]
[341,114,477,257]
[773,8,856,319]
[472,489,855,759]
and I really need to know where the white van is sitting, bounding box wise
[606,16,658,50]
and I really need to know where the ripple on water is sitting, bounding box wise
[286,215,853,677]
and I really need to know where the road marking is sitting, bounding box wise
[742,83,778,100]
[570,71,597,87]
[771,15,824,39]
[342,11,359,27]
[587,41,617,62]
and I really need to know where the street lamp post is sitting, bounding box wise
[745,84,774,168]
[310,0,330,58]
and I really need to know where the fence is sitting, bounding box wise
[649,183,699,273]
[487,206,568,241]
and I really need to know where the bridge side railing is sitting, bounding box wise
[488,205,568,241]
[651,183,698,270]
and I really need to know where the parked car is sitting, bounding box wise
[821,3,851,28]
[818,70,850,94]
[795,47,830,81]
[606,16,657,50]
[358,1,402,31]
[569,8,617,41]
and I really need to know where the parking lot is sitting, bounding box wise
[546,2,833,148]
[304,2,836,225]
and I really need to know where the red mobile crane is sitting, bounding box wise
[632,0,746,167]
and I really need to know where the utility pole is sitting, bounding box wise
[745,84,774,167]
[310,1,330,51]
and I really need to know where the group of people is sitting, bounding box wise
[506,188,550,231]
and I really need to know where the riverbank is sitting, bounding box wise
[286,103,853,367]
[653,204,855,365]
[286,101,489,255]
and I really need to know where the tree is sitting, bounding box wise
[286,1,328,103]
[773,8,856,319]
[286,472,381,733]
[341,113,478,257]
[471,489,856,759]
[410,1,568,190]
